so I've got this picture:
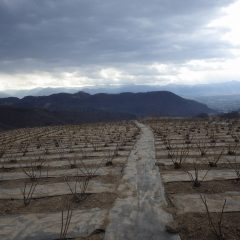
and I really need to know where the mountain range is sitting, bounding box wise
[1,81,240,98]
[1,81,240,112]
[0,91,213,129]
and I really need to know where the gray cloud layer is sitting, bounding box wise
[0,0,238,88]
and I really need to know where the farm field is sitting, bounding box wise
[147,118,240,240]
[0,121,139,240]
[0,118,240,240]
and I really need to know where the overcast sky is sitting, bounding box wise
[0,0,240,90]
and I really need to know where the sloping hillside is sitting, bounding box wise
[0,106,135,130]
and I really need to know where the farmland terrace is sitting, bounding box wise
[0,118,240,240]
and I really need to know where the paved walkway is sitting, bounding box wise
[104,122,180,240]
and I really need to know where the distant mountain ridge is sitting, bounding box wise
[0,92,10,98]
[1,81,240,98]
[0,91,213,118]
[0,90,214,130]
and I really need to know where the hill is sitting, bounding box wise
[0,105,135,130]
[0,91,213,121]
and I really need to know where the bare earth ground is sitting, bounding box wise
[1,119,240,239]
[0,122,139,240]
[148,118,240,240]
[0,192,117,215]
[175,212,240,240]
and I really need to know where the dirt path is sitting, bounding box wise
[104,122,180,240]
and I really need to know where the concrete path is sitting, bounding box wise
[104,122,180,240]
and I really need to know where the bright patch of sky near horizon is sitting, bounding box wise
[0,0,240,90]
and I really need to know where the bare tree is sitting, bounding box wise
[78,155,103,178]
[20,156,48,181]
[184,160,210,187]
[226,141,238,156]
[90,141,101,152]
[105,144,119,166]
[67,153,78,169]
[65,155,103,202]
[59,199,73,240]
[196,139,209,157]
[65,174,90,203]
[207,149,224,168]
[168,145,190,169]
[227,157,240,181]
[20,181,38,206]
[19,140,31,157]
[200,194,226,240]
[184,131,194,145]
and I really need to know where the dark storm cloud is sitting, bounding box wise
[0,0,235,73]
